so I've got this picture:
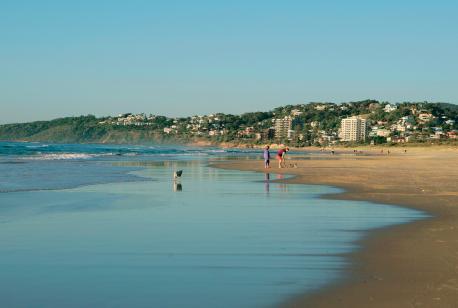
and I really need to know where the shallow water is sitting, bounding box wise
[0,142,427,307]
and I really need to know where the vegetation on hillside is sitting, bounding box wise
[1,100,457,146]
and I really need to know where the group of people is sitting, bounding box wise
[263,146,289,169]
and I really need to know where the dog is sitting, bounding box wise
[173,170,183,179]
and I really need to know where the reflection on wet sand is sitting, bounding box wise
[276,174,288,192]
[173,181,182,192]
[264,173,270,194]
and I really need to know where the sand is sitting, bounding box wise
[212,147,458,307]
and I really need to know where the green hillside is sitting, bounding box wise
[1,101,457,146]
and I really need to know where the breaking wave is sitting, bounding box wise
[23,153,96,160]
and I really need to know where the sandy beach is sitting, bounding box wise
[212,147,458,307]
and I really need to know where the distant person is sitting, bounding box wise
[263,145,271,169]
[276,147,289,168]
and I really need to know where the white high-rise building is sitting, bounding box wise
[274,116,292,139]
[340,116,367,142]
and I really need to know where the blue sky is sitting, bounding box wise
[1,0,457,124]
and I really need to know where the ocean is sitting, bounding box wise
[0,141,427,307]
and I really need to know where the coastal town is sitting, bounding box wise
[97,100,457,146]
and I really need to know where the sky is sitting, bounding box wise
[1,0,457,124]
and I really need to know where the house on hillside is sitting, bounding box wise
[384,104,397,112]
[418,112,433,123]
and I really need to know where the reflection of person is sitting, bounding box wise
[276,174,287,192]
[263,146,271,169]
[276,147,289,168]
[264,173,270,193]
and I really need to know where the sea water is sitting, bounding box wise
[0,142,427,307]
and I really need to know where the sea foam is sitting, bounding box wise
[24,153,95,160]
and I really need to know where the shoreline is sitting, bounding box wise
[211,148,458,307]
[2,138,457,151]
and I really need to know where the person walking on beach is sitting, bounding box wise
[276,147,289,168]
[263,145,271,169]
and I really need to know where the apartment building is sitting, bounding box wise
[340,116,367,142]
[274,116,292,139]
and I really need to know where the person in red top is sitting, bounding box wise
[276,147,289,168]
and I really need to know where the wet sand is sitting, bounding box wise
[212,147,458,307]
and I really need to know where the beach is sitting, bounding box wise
[212,147,458,307]
[3,141,430,307]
